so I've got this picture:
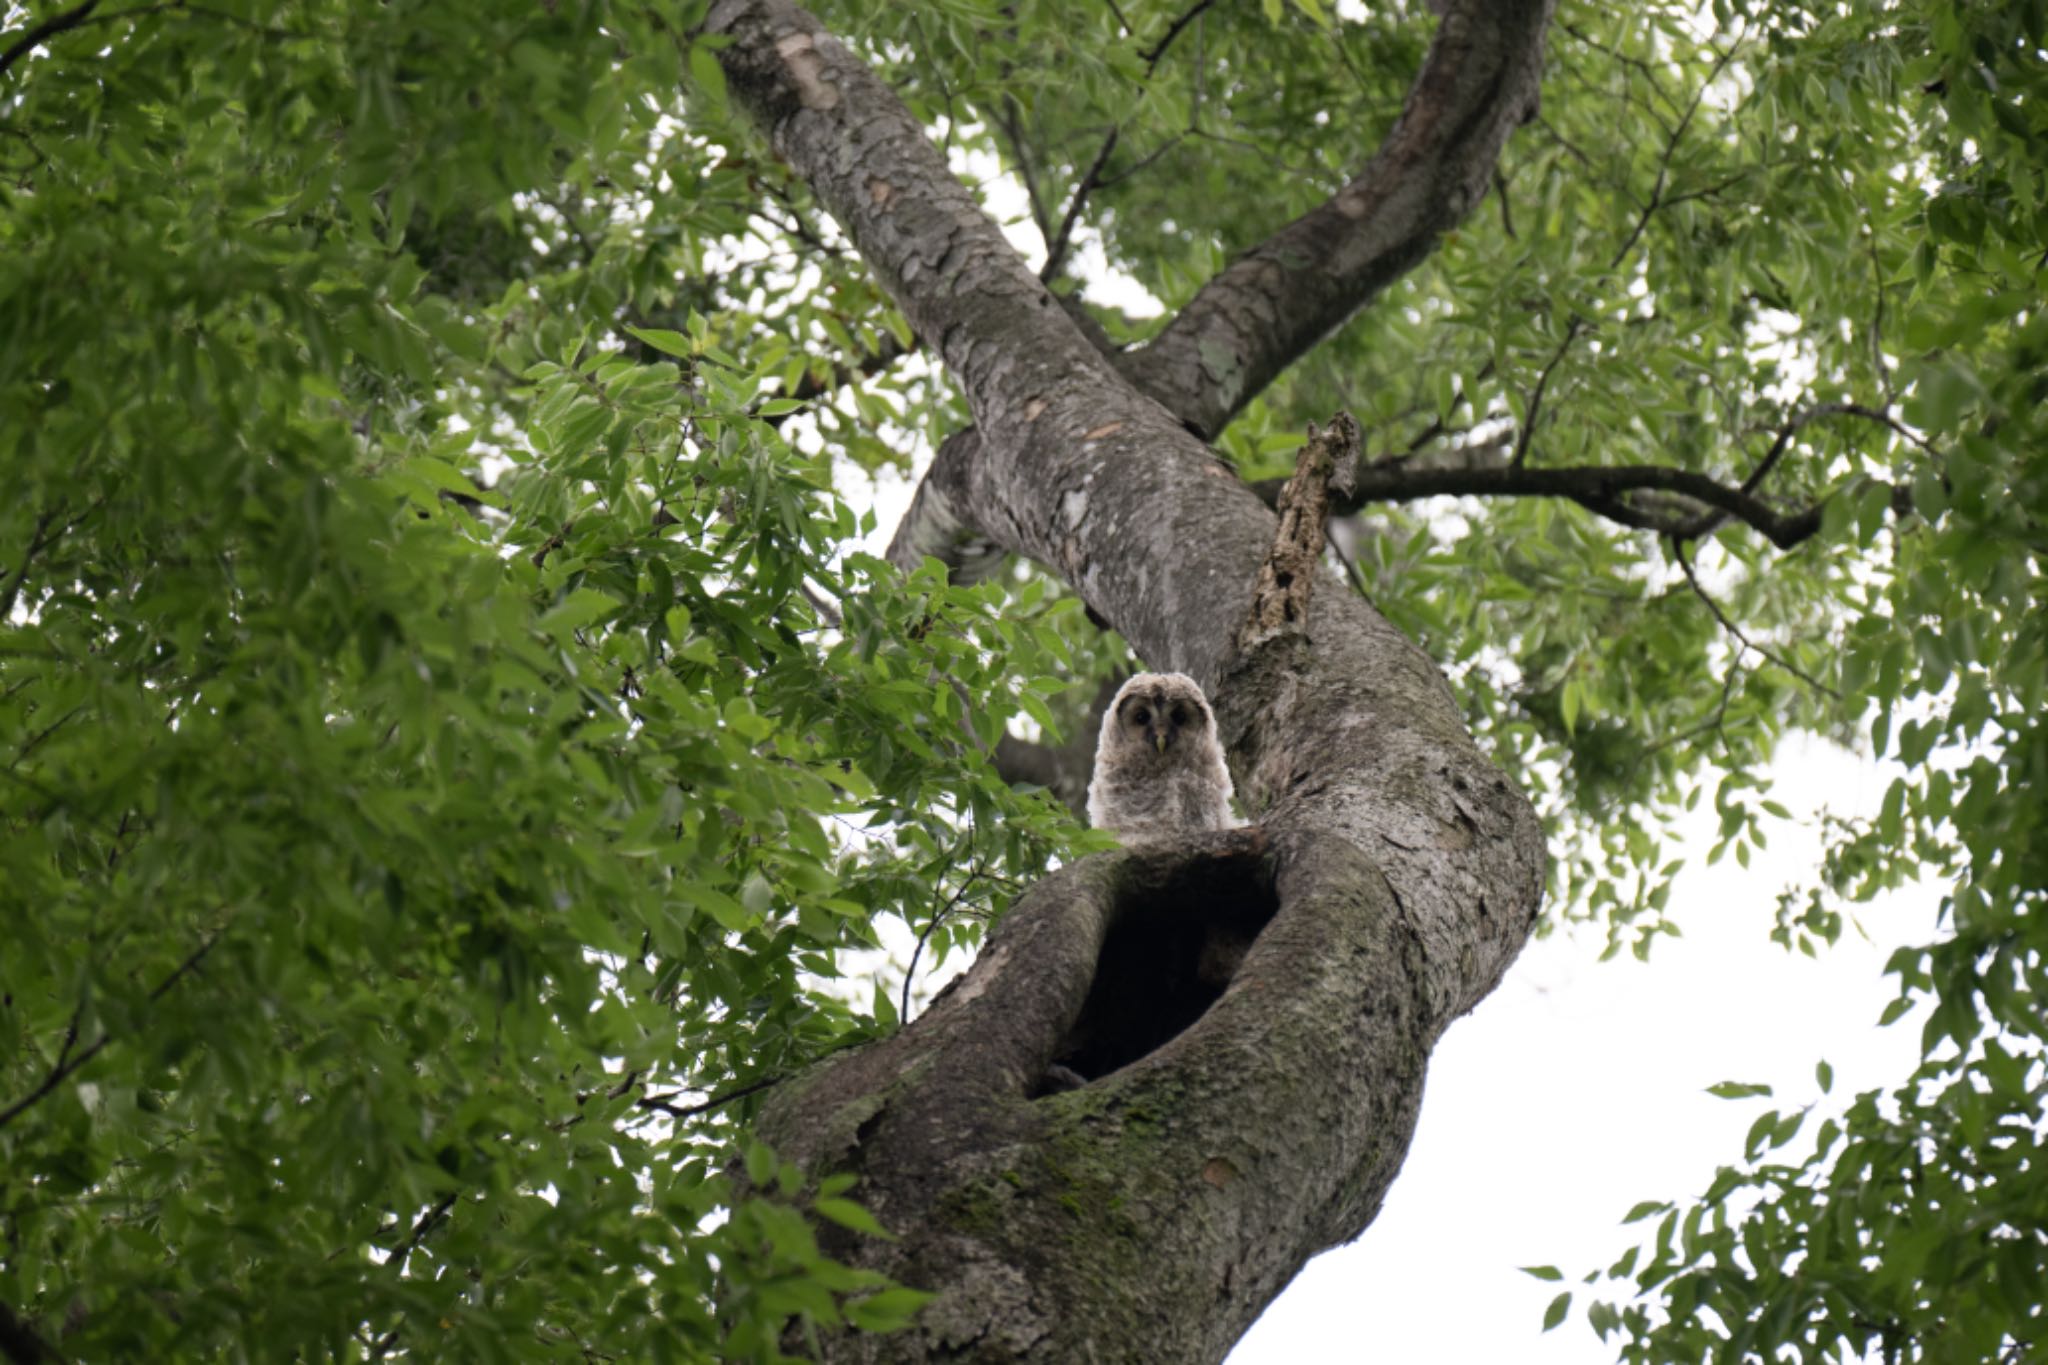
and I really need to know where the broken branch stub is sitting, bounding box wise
[1238,412,1360,654]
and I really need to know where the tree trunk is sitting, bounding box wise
[705,1,1554,1358]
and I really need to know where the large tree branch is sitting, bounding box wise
[708,4,1546,1359]
[1247,402,1930,551]
[1117,0,1556,439]
[707,0,1120,455]
[889,0,1552,578]
[1269,455,1917,550]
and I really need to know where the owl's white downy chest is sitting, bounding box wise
[1086,755,1235,839]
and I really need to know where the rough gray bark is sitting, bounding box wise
[706,1,1552,1359]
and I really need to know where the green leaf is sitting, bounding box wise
[687,43,729,107]
[815,1197,894,1240]
[844,1287,935,1333]
[624,325,693,358]
[1706,1082,1772,1100]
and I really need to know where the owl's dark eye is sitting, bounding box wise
[1130,706,1151,726]
[1170,706,1189,726]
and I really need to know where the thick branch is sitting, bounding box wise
[707,0,1122,461]
[1119,0,1555,438]
[1317,457,1913,550]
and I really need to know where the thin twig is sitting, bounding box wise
[1510,318,1581,468]
[1608,33,1741,272]
[996,98,1054,247]
[1,0,284,79]
[1514,33,1742,471]
[0,931,223,1131]
[386,1192,459,1276]
[900,871,985,1025]
[635,1072,789,1121]
[1040,127,1119,282]
[1672,539,1839,699]
[0,0,101,79]
[1093,133,1184,190]
[1138,0,1214,67]
[1042,0,1212,280]
[1326,526,1377,609]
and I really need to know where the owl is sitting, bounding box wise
[1085,673,1236,839]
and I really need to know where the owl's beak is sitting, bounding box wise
[1150,727,1170,753]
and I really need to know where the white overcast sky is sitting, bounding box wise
[1226,733,1930,1362]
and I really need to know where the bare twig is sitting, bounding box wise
[0,502,100,622]
[1138,0,1214,67]
[1671,539,1839,699]
[0,0,101,80]
[996,98,1055,247]
[1326,525,1378,609]
[1042,0,1214,281]
[1510,318,1582,468]
[387,1192,459,1276]
[1511,35,1742,470]
[635,1072,790,1121]
[1040,128,1119,282]
[1608,34,1741,272]
[0,931,223,1131]
[901,870,985,1025]
[1093,132,1185,190]
[1,0,286,78]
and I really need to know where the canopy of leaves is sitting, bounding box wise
[0,0,2042,1361]
[0,1,1081,1357]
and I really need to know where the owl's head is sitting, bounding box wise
[1103,672,1216,761]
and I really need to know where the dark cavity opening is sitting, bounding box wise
[1040,845,1278,1092]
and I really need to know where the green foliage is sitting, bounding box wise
[2,0,2043,1360]
[1,1,1079,1357]
[1518,3,2047,1361]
